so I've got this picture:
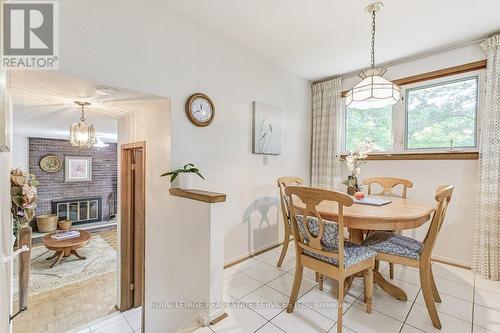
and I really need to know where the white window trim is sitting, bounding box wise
[341,69,485,155]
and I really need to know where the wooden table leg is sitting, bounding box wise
[46,251,60,260]
[50,251,65,268]
[373,270,407,301]
[70,249,86,260]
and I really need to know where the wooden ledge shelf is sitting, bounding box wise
[340,151,479,161]
[169,188,227,203]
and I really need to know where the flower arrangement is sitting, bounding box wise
[11,169,39,234]
[340,141,376,194]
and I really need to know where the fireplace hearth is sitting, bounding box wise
[52,197,103,225]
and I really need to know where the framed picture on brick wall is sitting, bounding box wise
[65,156,92,182]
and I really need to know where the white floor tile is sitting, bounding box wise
[123,308,142,331]
[382,266,421,286]
[300,286,356,319]
[429,263,474,286]
[475,288,500,312]
[474,303,500,333]
[406,303,472,333]
[93,318,134,333]
[356,282,418,321]
[255,323,285,333]
[224,272,263,299]
[231,258,261,272]
[193,327,214,333]
[323,278,365,299]
[224,267,240,280]
[267,272,316,298]
[89,313,125,330]
[273,255,296,271]
[473,325,496,333]
[271,305,335,333]
[210,303,267,333]
[415,290,473,322]
[475,275,500,295]
[343,302,403,333]
[400,325,426,333]
[328,324,357,333]
[243,262,287,284]
[433,275,474,302]
[240,285,289,320]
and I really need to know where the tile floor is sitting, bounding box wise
[72,244,500,333]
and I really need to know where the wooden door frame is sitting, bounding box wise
[120,141,146,312]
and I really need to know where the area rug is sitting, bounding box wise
[13,235,116,296]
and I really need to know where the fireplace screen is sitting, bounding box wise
[52,197,102,224]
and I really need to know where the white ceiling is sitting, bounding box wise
[163,0,500,80]
[9,71,162,142]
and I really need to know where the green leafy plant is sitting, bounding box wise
[160,163,205,183]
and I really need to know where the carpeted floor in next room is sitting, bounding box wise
[13,229,118,333]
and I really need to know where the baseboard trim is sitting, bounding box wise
[224,241,285,269]
[431,256,471,270]
[224,241,471,271]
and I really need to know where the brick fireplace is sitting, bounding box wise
[52,197,103,225]
[29,137,117,224]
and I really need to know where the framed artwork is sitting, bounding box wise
[252,101,282,155]
[65,156,92,182]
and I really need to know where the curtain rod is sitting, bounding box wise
[312,35,491,85]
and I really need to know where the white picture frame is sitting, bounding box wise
[252,101,282,155]
[65,156,92,182]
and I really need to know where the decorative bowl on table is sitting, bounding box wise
[58,219,72,230]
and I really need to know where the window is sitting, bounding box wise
[345,105,392,152]
[405,77,478,149]
[344,72,481,153]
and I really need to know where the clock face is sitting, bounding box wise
[186,93,215,126]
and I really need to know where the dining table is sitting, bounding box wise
[295,196,436,301]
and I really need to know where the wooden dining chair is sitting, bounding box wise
[363,185,454,329]
[363,177,414,279]
[276,176,304,267]
[285,186,376,333]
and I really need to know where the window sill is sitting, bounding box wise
[340,151,479,161]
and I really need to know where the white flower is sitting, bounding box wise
[22,183,37,200]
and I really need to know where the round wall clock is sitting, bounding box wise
[40,155,63,173]
[185,93,215,127]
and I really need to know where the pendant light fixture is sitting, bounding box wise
[70,101,96,148]
[345,2,400,109]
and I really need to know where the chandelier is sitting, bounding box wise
[70,101,96,148]
[345,2,400,109]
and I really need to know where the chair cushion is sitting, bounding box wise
[304,242,376,268]
[295,215,376,267]
[295,215,339,250]
[363,231,424,260]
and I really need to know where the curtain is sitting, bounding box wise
[473,35,500,280]
[311,78,342,189]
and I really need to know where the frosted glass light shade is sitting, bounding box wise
[70,121,96,147]
[345,71,401,109]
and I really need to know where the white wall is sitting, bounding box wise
[11,135,28,171]
[341,43,486,266]
[117,103,174,331]
[58,0,311,264]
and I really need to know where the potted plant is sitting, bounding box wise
[340,141,376,195]
[161,163,205,189]
[10,169,39,239]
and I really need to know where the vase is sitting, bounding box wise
[178,173,194,189]
[345,175,361,195]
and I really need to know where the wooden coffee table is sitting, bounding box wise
[43,230,91,268]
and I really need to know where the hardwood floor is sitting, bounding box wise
[13,229,118,333]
